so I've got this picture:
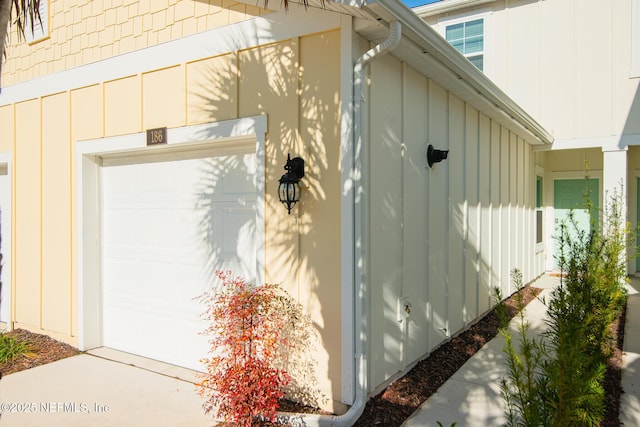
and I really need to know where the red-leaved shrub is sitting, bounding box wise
[197,270,291,426]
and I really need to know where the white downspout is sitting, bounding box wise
[281,20,402,427]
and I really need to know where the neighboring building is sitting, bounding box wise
[0,0,551,420]
[416,0,640,273]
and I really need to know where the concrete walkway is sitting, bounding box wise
[401,274,558,427]
[0,348,214,426]
[621,277,640,426]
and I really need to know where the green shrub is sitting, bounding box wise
[500,182,630,427]
[543,185,628,426]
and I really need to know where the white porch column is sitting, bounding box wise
[602,148,629,272]
[603,148,628,203]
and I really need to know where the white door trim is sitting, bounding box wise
[0,153,12,330]
[75,115,267,350]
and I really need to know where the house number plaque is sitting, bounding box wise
[146,127,167,146]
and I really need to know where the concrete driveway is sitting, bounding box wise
[0,348,215,427]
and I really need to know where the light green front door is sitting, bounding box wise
[553,179,599,268]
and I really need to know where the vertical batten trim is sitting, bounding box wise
[475,109,481,317]
[39,97,43,330]
[400,61,407,365]
[11,106,17,325]
[460,99,468,326]
[68,90,74,336]
[444,90,450,337]
[424,77,431,350]
[339,15,355,405]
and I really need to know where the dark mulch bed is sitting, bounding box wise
[601,306,626,427]
[0,328,80,377]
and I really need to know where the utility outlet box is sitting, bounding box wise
[397,297,412,322]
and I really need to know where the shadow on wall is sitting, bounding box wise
[623,82,640,272]
[622,83,640,146]
[188,30,341,409]
[193,153,257,286]
[370,95,537,391]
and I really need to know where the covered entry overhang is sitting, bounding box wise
[534,135,640,273]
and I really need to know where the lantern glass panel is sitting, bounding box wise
[278,181,300,204]
[279,181,288,203]
[288,182,299,202]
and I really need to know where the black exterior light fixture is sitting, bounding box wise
[427,144,449,168]
[278,153,305,215]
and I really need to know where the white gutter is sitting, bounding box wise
[279,20,402,427]
[413,0,495,17]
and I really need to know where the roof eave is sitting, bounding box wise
[412,0,494,18]
[352,0,553,145]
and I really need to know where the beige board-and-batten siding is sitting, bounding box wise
[366,51,545,393]
[0,26,344,409]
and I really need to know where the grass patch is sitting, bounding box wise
[0,332,34,364]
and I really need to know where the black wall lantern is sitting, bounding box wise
[427,144,449,168]
[278,154,305,215]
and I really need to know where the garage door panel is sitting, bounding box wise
[102,149,257,370]
[222,207,255,254]
[105,293,201,320]
[222,160,256,193]
[104,208,196,249]
[103,247,198,267]
[102,306,209,368]
[103,250,209,295]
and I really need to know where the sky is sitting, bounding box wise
[402,0,442,8]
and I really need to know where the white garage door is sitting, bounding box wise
[101,145,257,371]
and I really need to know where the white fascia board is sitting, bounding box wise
[0,7,341,106]
[412,0,494,18]
[537,136,620,152]
[355,0,553,145]
[535,133,640,152]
